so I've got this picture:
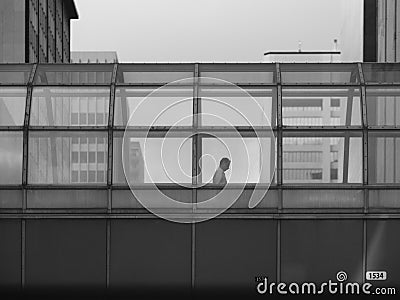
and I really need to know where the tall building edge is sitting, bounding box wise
[363,0,378,62]
[0,0,79,63]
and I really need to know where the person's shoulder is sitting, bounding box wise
[212,167,223,183]
[214,167,223,175]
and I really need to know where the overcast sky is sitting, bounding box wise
[71,0,361,62]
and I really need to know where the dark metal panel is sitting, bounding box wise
[0,220,21,288]
[109,219,191,291]
[281,220,363,284]
[366,220,400,289]
[25,219,107,288]
[195,219,277,290]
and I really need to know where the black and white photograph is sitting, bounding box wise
[0,0,399,299]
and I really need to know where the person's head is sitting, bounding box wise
[219,157,231,171]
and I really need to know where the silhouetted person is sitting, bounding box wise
[213,157,230,185]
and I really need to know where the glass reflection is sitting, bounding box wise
[369,134,400,184]
[199,64,276,84]
[282,88,361,126]
[34,64,113,84]
[116,64,194,84]
[367,88,400,126]
[30,87,110,126]
[114,136,192,184]
[0,87,27,126]
[281,64,359,84]
[201,137,275,184]
[363,63,400,83]
[114,87,193,126]
[200,87,275,126]
[0,132,23,184]
[282,136,362,183]
[28,131,108,184]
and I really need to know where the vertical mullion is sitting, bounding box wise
[275,63,282,283]
[46,0,49,62]
[23,64,37,186]
[106,218,111,289]
[385,0,388,61]
[362,219,367,285]
[60,0,64,62]
[358,63,368,286]
[395,0,398,62]
[276,219,281,283]
[193,63,200,185]
[107,63,118,189]
[191,63,199,293]
[358,63,368,189]
[21,63,37,291]
[36,0,39,62]
[276,63,283,196]
[191,218,196,293]
[21,219,26,289]
[106,63,118,290]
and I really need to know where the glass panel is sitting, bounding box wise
[27,190,108,209]
[264,52,341,63]
[368,133,400,184]
[201,136,275,184]
[114,86,193,126]
[281,220,363,284]
[283,190,364,208]
[369,190,400,208]
[0,190,23,209]
[113,134,192,184]
[0,132,23,184]
[0,65,32,84]
[282,87,361,126]
[116,64,194,84]
[282,135,362,183]
[30,87,110,126]
[28,131,108,184]
[362,63,400,83]
[199,64,275,84]
[200,87,276,126]
[0,87,27,126]
[112,189,192,208]
[34,64,113,84]
[197,188,278,209]
[281,63,359,84]
[366,88,400,126]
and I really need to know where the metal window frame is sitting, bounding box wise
[0,62,399,212]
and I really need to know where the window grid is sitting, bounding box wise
[0,63,399,209]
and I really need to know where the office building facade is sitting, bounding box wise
[0,0,78,63]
